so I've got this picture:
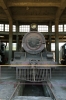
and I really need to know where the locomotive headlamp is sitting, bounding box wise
[31,23,37,29]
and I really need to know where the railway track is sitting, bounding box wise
[9,81,57,100]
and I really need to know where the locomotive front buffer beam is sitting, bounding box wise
[15,65,51,82]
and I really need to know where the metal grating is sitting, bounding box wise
[16,67,51,82]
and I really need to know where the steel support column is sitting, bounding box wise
[63,24,64,32]
[48,35,51,51]
[4,24,5,32]
[48,22,52,51]
[55,21,59,63]
[9,21,13,63]
[16,22,19,51]
[46,41,48,50]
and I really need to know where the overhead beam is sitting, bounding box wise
[0,14,7,19]
[52,39,66,42]
[1,14,66,22]
[0,32,66,35]
[60,15,66,21]
[1,39,66,42]
[55,0,66,22]
[0,14,55,21]
[0,4,1,7]
[7,2,60,7]
[0,39,16,42]
[0,32,55,35]
[13,15,55,21]
[0,0,12,21]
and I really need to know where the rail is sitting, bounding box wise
[9,82,20,100]
[9,82,58,100]
[47,81,58,100]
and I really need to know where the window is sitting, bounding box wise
[12,43,16,51]
[5,24,16,32]
[6,43,9,50]
[51,42,65,51]
[19,25,30,32]
[38,25,48,32]
[51,43,55,51]
[0,24,4,31]
[58,25,63,32]
[5,24,9,32]
[52,25,55,32]
[64,24,66,32]
[6,43,16,51]
[59,43,65,50]
[52,25,63,32]
[13,25,16,32]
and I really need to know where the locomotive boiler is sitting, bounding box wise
[11,31,56,82]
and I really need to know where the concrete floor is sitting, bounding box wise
[14,96,52,100]
[0,66,66,100]
[50,67,66,100]
[0,67,17,100]
[0,79,17,100]
[50,79,66,100]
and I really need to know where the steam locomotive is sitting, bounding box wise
[60,43,66,64]
[0,42,7,64]
[11,31,56,82]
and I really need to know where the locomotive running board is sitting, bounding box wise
[16,67,51,82]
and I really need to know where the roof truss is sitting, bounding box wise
[0,0,12,21]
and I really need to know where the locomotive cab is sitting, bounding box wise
[60,43,66,64]
[0,42,7,64]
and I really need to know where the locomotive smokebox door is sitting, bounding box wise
[22,31,46,54]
